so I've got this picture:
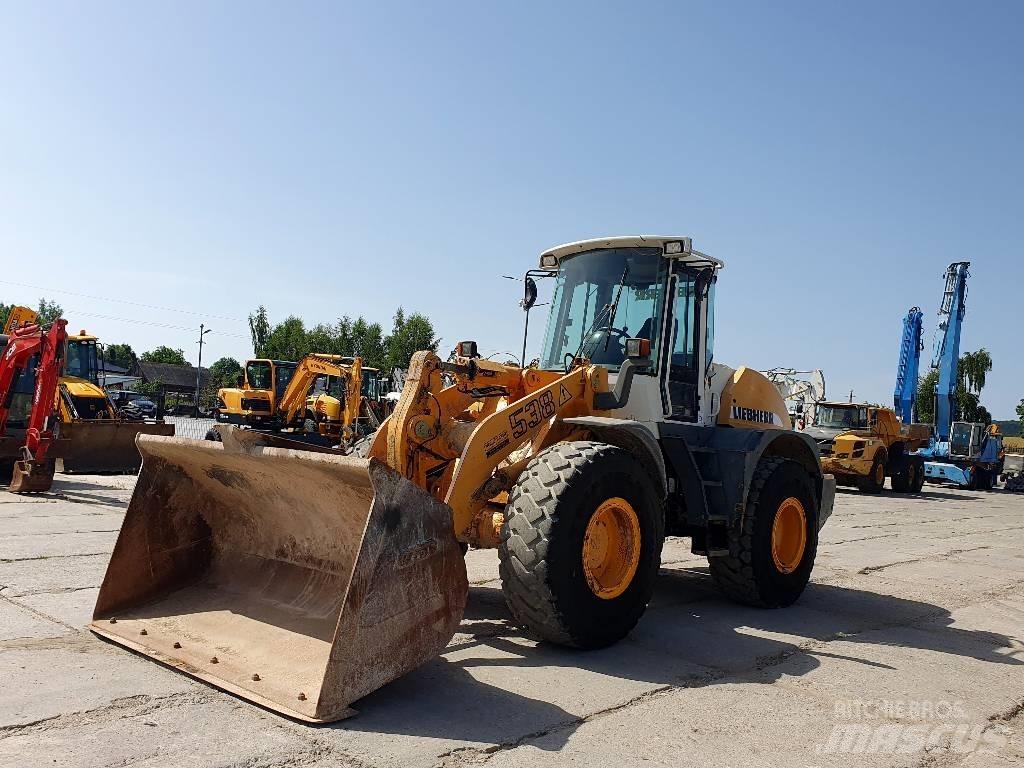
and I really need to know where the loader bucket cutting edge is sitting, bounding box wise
[59,420,175,474]
[90,434,468,722]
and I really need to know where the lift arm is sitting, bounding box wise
[930,262,970,441]
[893,307,923,423]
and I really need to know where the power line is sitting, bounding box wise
[0,278,248,323]
[64,308,250,340]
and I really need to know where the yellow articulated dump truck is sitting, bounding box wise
[91,236,835,722]
[801,402,931,493]
[213,358,298,429]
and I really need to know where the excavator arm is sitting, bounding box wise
[277,355,363,439]
[0,317,68,491]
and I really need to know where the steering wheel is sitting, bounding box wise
[564,327,631,372]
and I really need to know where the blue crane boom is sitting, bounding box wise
[930,262,970,441]
[893,307,923,423]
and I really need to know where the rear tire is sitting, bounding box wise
[204,428,222,442]
[858,451,887,494]
[891,455,924,494]
[499,441,664,649]
[708,456,818,607]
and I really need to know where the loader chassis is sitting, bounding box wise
[92,236,835,722]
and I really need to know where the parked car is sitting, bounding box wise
[108,390,158,418]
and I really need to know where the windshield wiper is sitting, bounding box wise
[602,265,630,352]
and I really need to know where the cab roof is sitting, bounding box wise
[539,236,724,271]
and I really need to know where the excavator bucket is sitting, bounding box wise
[9,458,56,493]
[59,420,175,474]
[90,431,467,722]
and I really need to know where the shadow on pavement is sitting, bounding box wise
[334,567,1021,750]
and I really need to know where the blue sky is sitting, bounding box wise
[2,2,1021,416]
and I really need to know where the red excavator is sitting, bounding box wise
[0,316,70,492]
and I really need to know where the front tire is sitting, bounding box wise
[709,456,819,607]
[498,441,664,649]
[858,450,887,494]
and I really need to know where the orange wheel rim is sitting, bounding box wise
[771,497,807,574]
[582,497,641,600]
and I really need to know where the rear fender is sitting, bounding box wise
[660,424,831,530]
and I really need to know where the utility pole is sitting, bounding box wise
[196,324,212,415]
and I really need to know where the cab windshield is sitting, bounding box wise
[540,248,669,372]
[65,339,100,384]
[814,405,868,430]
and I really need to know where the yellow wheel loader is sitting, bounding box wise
[91,236,836,722]
[214,358,298,428]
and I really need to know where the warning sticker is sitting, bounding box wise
[558,384,573,406]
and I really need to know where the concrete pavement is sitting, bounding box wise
[1,474,1022,767]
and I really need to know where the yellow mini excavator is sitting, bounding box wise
[208,355,364,448]
[92,236,836,722]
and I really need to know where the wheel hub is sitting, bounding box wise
[875,463,885,485]
[582,497,641,600]
[771,497,807,575]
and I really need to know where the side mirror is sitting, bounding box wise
[521,277,538,311]
[236,375,244,387]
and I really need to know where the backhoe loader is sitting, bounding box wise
[303,360,391,437]
[4,308,173,473]
[92,236,835,722]
[57,329,175,473]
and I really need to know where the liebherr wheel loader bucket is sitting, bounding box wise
[90,432,468,722]
[60,420,175,474]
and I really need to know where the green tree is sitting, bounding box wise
[916,349,994,425]
[384,308,438,372]
[208,357,243,388]
[959,348,992,395]
[105,343,137,371]
[1016,399,1024,434]
[36,298,63,325]
[0,303,11,330]
[264,316,308,361]
[140,346,188,365]
[249,305,271,358]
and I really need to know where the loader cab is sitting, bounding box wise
[538,237,722,425]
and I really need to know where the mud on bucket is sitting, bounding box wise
[90,433,468,722]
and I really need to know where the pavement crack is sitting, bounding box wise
[0,690,212,739]
[0,551,110,563]
[858,546,991,574]
[0,594,79,632]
